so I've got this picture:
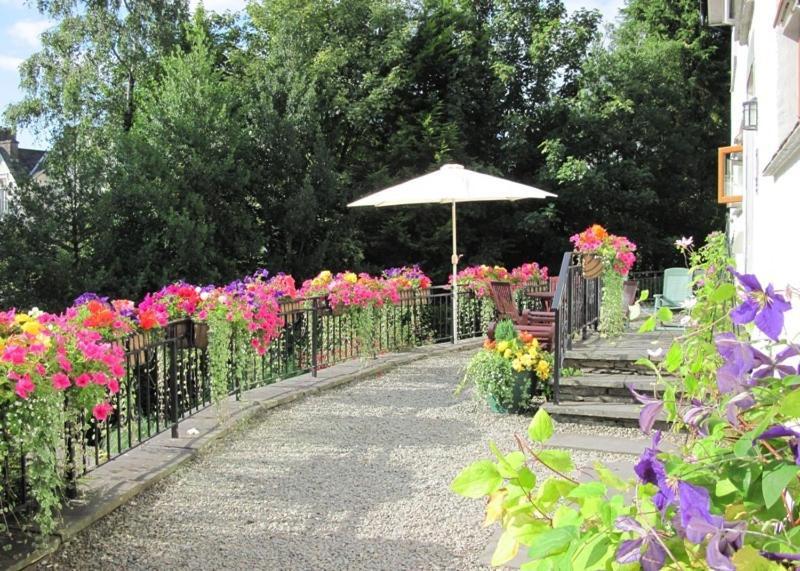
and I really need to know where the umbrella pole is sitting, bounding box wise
[452,200,458,344]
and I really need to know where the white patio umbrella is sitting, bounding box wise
[348,163,556,342]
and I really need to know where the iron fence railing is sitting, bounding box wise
[552,253,602,403]
[629,270,663,301]
[1,285,547,521]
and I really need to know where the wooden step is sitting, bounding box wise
[543,401,668,429]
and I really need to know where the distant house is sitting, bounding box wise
[705,0,800,335]
[0,129,46,217]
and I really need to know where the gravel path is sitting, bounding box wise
[38,352,641,571]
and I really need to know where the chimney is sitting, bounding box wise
[0,128,19,159]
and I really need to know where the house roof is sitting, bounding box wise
[0,146,46,183]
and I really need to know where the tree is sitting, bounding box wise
[93,13,262,296]
[539,0,728,267]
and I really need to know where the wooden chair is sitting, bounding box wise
[487,281,555,349]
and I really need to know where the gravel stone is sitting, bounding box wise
[36,352,642,571]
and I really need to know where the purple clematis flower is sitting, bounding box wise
[752,344,800,380]
[73,292,110,307]
[634,432,676,512]
[683,399,713,436]
[615,516,667,571]
[677,482,745,570]
[715,333,758,393]
[754,424,800,464]
[629,385,664,434]
[724,391,756,426]
[730,270,791,341]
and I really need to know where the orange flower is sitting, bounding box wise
[590,224,608,240]
[519,332,533,344]
[483,339,496,350]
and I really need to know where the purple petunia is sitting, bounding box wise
[730,270,791,341]
[73,292,109,307]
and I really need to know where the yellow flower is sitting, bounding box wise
[0,338,5,351]
[14,313,31,324]
[343,272,358,284]
[536,361,551,380]
[496,340,509,353]
[511,358,524,372]
[21,320,43,335]
[503,349,513,359]
[520,354,533,368]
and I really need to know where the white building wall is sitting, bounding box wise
[726,0,800,340]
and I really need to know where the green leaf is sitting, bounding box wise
[451,460,503,498]
[634,357,658,373]
[552,506,582,528]
[715,479,737,497]
[780,390,800,417]
[655,306,673,323]
[529,408,554,444]
[527,526,578,560]
[538,450,575,473]
[593,462,627,490]
[567,481,606,499]
[638,316,656,333]
[491,529,520,566]
[571,533,613,570]
[710,283,736,302]
[762,464,799,508]
[638,289,650,302]
[733,437,752,458]
[517,466,537,491]
[731,545,785,570]
[663,343,683,372]
[537,477,578,505]
[513,520,550,544]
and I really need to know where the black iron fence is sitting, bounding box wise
[2,285,542,522]
[552,253,602,403]
[629,270,663,301]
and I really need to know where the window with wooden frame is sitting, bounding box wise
[718,145,743,204]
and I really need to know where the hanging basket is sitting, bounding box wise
[581,255,604,279]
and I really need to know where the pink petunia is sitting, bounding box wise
[92,402,114,422]
[75,373,92,388]
[15,375,35,399]
[51,372,71,390]
[107,379,120,394]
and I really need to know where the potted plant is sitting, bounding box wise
[457,320,553,413]
[570,224,637,337]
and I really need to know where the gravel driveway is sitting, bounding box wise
[37,351,637,571]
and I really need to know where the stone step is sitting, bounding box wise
[563,330,678,374]
[557,373,668,403]
[543,401,668,429]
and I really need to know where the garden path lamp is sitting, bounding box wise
[347,164,556,342]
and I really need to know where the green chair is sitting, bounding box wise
[654,268,692,311]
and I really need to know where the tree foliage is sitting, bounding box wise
[0,0,728,309]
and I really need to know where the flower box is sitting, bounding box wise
[166,318,209,350]
[581,255,604,279]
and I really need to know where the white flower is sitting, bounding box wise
[200,292,209,301]
[219,295,227,303]
[647,347,663,358]
[682,297,697,309]
[186,428,200,437]
[28,307,42,317]
[195,286,201,293]
[680,314,693,326]
[675,236,694,249]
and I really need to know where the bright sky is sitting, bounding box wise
[0,0,625,150]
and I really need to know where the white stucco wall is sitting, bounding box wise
[728,1,800,340]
